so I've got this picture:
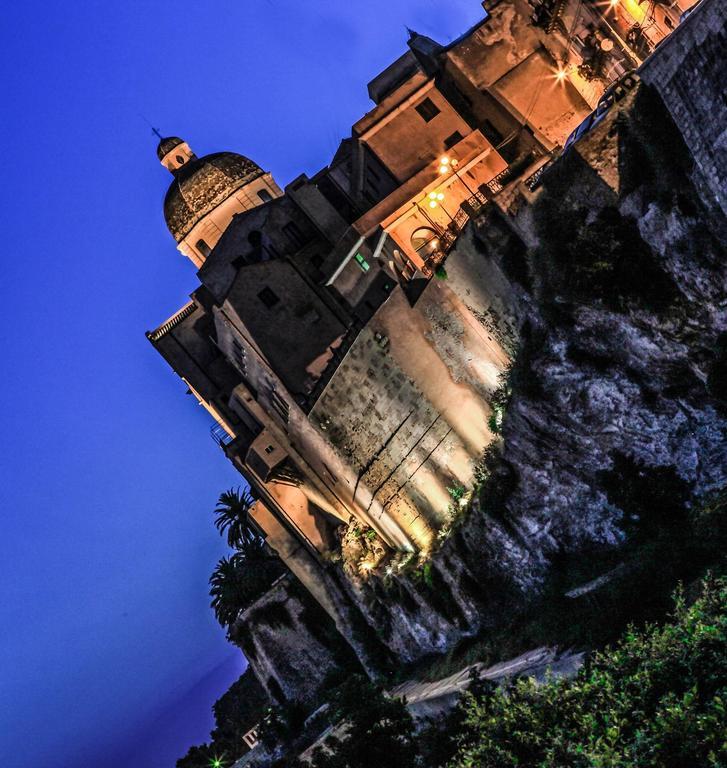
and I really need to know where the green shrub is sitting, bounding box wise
[447,576,727,768]
[306,676,416,768]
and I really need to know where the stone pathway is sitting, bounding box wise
[295,646,584,763]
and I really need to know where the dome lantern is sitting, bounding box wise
[157,136,197,174]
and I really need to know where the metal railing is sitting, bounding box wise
[524,155,557,191]
[423,190,490,273]
[485,167,511,196]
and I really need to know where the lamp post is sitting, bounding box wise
[439,156,476,197]
[426,190,455,224]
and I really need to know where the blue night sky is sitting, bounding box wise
[0,2,483,766]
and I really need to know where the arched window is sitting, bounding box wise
[196,239,211,258]
[257,189,273,204]
[410,227,441,258]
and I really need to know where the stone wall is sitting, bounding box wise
[235,66,727,693]
[232,575,359,706]
[639,0,727,216]
[309,281,511,552]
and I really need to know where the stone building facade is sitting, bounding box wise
[146,0,703,698]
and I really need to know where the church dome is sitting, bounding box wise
[163,151,265,242]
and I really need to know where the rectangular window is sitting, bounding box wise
[444,130,464,150]
[354,252,370,273]
[415,97,440,122]
[270,390,290,423]
[257,286,280,309]
[196,238,212,258]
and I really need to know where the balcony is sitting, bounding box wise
[422,190,489,275]
[210,422,235,447]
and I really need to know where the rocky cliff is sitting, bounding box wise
[311,73,727,667]
[232,1,727,697]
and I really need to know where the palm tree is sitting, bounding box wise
[209,487,286,628]
[209,546,284,628]
[214,487,259,550]
[209,554,250,628]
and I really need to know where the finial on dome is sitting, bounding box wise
[157,137,197,174]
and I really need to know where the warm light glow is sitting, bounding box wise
[439,165,449,174]
[609,0,619,7]
[428,191,438,200]
[555,67,568,82]
[429,201,438,209]
[440,156,450,166]
[436,193,444,201]
[622,0,646,22]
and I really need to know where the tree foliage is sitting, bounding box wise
[306,676,417,768]
[447,576,727,768]
[214,487,259,550]
[209,540,284,628]
[209,487,285,628]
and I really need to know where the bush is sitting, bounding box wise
[447,575,727,768]
[176,669,267,768]
[306,676,417,768]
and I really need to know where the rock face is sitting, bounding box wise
[231,575,360,706]
[639,0,727,217]
[313,77,727,667]
[234,4,727,693]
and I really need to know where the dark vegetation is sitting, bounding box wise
[532,85,705,321]
[268,575,727,768]
[440,575,727,768]
[708,331,727,409]
[209,488,285,631]
[618,84,695,206]
[533,197,681,316]
[176,669,267,768]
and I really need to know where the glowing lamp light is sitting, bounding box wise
[429,200,438,208]
[439,165,449,174]
[555,67,568,82]
[428,191,438,200]
[440,156,450,166]
[610,0,619,7]
[436,193,444,201]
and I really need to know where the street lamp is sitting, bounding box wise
[439,155,476,196]
[428,190,445,209]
